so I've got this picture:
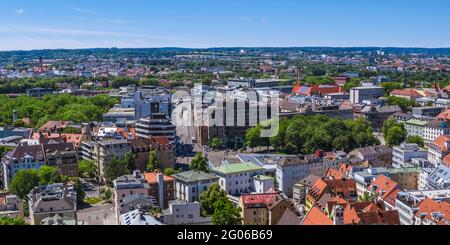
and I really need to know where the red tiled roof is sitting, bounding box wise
[415,198,450,225]
[443,154,450,167]
[431,135,450,152]
[368,175,401,201]
[390,89,422,98]
[241,193,279,207]
[38,121,71,132]
[143,172,174,184]
[344,206,361,225]
[302,206,333,225]
[437,109,450,121]
[325,168,345,180]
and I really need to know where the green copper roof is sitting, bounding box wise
[172,170,218,183]
[213,162,263,175]
[405,119,427,126]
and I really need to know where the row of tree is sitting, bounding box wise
[246,115,380,154]
[0,94,119,127]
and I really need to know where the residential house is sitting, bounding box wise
[423,120,450,143]
[390,89,423,101]
[392,143,427,168]
[349,146,393,168]
[212,162,264,196]
[28,183,76,225]
[427,135,450,166]
[388,167,419,190]
[240,189,295,225]
[172,170,219,203]
[163,201,211,225]
[43,142,78,177]
[414,198,449,225]
[368,175,402,210]
[404,119,427,138]
[119,209,164,225]
[412,107,445,120]
[424,164,450,190]
[144,172,175,209]
[0,193,23,218]
[2,142,46,190]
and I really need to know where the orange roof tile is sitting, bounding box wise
[368,175,401,201]
[437,109,450,121]
[415,198,450,225]
[390,89,422,97]
[143,172,174,184]
[302,206,333,225]
[432,135,450,152]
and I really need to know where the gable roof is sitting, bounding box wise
[302,206,333,225]
[415,198,450,225]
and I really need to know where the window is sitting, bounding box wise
[188,214,194,219]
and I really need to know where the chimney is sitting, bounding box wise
[157,173,164,209]
[133,170,141,179]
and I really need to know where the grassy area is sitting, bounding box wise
[84,197,103,205]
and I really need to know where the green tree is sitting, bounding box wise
[124,152,136,172]
[66,177,85,205]
[200,183,227,217]
[0,146,12,158]
[38,165,62,185]
[78,160,97,179]
[245,125,263,151]
[147,150,160,172]
[381,82,403,95]
[209,137,223,150]
[106,158,130,182]
[100,187,112,201]
[385,96,417,112]
[358,192,378,202]
[62,126,82,134]
[406,135,425,148]
[212,197,242,225]
[385,126,407,147]
[10,169,40,199]
[190,153,209,173]
[164,168,176,176]
[0,217,27,225]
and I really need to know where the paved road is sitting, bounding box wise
[374,133,387,146]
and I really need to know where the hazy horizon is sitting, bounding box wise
[1,0,449,51]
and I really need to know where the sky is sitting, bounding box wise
[0,0,449,51]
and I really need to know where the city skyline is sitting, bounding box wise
[0,0,449,51]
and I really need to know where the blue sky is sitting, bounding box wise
[0,0,449,50]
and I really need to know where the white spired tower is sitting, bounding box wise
[332,204,345,225]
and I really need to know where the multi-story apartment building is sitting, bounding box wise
[392,143,428,168]
[404,119,427,138]
[388,167,419,190]
[212,162,264,196]
[412,106,445,120]
[239,189,294,225]
[349,145,393,168]
[423,120,450,143]
[195,96,274,149]
[28,183,76,225]
[424,164,450,190]
[81,139,131,181]
[43,142,78,177]
[135,113,177,143]
[427,135,450,166]
[163,201,211,225]
[0,193,23,218]
[352,167,389,197]
[349,86,384,104]
[130,137,176,172]
[276,153,350,197]
[172,170,219,203]
[143,172,175,209]
[2,143,46,190]
[395,189,450,225]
